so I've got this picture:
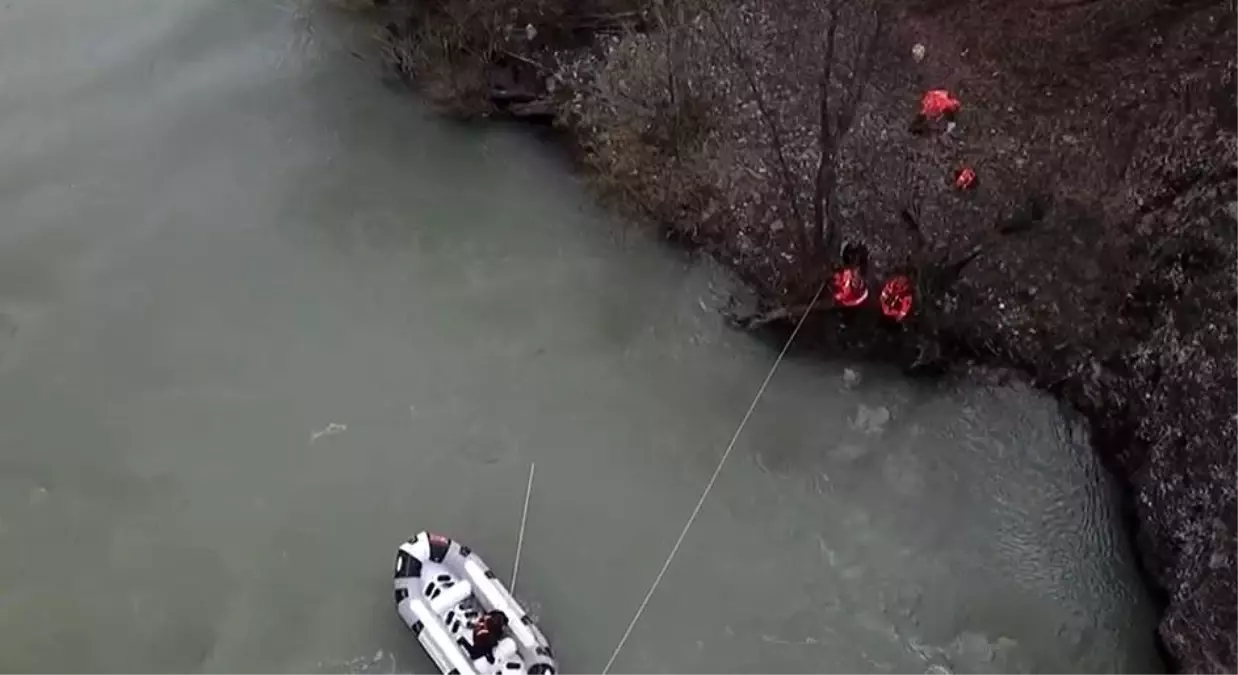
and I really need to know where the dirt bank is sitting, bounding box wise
[347,0,1236,670]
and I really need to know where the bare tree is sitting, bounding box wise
[812,0,884,262]
[699,0,810,257]
[701,0,884,276]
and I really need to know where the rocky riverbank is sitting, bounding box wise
[345,0,1236,670]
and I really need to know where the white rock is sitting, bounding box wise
[829,443,869,462]
[853,404,891,435]
[912,43,927,62]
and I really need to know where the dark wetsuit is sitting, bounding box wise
[467,611,508,660]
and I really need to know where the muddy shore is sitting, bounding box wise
[344,0,1236,670]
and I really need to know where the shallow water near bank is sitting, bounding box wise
[0,1,1161,672]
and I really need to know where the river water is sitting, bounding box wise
[0,1,1161,673]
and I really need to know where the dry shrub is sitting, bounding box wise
[370,0,560,116]
[552,0,889,297]
[564,16,725,240]
[375,0,510,115]
[369,0,653,117]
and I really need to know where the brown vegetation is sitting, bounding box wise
[347,0,1237,670]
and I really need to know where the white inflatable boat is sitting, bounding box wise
[393,531,558,675]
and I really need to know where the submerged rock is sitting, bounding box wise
[853,403,891,435]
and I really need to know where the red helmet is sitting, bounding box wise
[880,275,914,321]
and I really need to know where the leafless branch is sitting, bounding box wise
[651,0,679,143]
[700,1,808,254]
[812,1,885,263]
[811,0,841,260]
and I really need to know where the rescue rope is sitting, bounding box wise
[511,462,536,594]
[601,280,828,674]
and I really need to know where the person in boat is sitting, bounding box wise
[467,609,509,660]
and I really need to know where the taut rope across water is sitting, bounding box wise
[511,462,536,594]
[601,280,828,673]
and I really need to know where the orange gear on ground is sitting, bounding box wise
[880,275,914,321]
[832,267,869,307]
[920,89,960,120]
[954,166,977,190]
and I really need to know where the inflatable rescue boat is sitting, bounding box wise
[393,531,557,675]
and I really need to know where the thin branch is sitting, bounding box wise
[499,49,549,73]
[821,5,885,261]
[701,2,808,253]
[651,0,678,145]
[811,0,841,260]
[727,300,836,330]
[899,207,929,253]
[1034,0,1103,11]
